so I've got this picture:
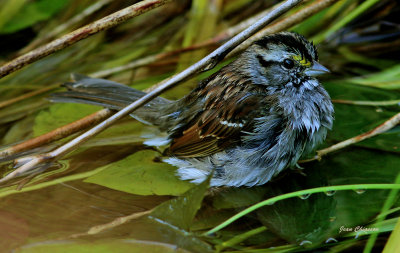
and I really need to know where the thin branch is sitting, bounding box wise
[0,0,173,79]
[204,183,400,236]
[88,4,279,78]
[0,77,164,161]
[0,0,331,161]
[69,209,154,239]
[300,112,400,163]
[332,99,400,106]
[0,0,303,183]
[0,84,59,109]
[0,109,113,161]
[227,0,339,57]
[19,0,113,55]
[91,0,335,79]
[89,4,280,78]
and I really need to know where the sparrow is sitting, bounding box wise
[51,31,334,187]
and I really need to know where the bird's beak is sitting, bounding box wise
[305,61,330,76]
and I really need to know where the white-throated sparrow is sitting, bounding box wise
[52,32,334,187]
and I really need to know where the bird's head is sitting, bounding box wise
[239,31,329,90]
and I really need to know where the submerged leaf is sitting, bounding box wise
[0,0,70,34]
[14,239,191,253]
[149,174,209,231]
[85,150,194,196]
[323,81,400,153]
[33,103,100,137]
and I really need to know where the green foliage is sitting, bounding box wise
[0,0,399,252]
[150,176,209,230]
[85,150,194,196]
[323,81,400,153]
[0,0,69,34]
[33,103,100,137]
[14,239,192,253]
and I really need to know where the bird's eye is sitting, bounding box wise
[283,58,295,69]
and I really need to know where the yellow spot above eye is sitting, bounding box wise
[292,54,302,61]
[292,54,311,67]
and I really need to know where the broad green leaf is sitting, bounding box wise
[33,103,100,137]
[15,239,191,253]
[0,0,70,34]
[323,81,400,153]
[208,81,400,246]
[212,187,268,210]
[256,148,400,246]
[0,0,28,31]
[85,150,194,196]
[150,175,209,230]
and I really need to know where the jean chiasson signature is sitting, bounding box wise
[339,225,379,234]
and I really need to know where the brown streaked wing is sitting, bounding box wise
[166,83,263,158]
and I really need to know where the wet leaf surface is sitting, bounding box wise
[33,103,100,137]
[84,150,194,196]
[150,175,209,230]
[0,0,69,34]
[1,1,400,252]
[14,239,192,253]
[201,81,400,249]
[324,81,400,153]
[256,148,400,246]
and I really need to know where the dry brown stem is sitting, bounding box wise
[92,0,338,79]
[227,0,339,57]
[0,0,303,184]
[0,0,173,79]
[332,99,400,106]
[300,112,400,163]
[68,209,154,239]
[0,109,113,160]
[19,0,113,55]
[0,84,59,109]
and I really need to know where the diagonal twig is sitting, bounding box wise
[0,109,113,159]
[0,0,173,79]
[18,0,113,55]
[1,0,325,161]
[300,112,400,163]
[92,0,338,79]
[0,0,337,162]
[68,208,154,239]
[227,0,339,57]
[332,99,400,106]
[0,84,60,109]
[0,0,303,184]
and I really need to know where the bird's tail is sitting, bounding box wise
[50,74,171,126]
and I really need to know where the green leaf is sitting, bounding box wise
[14,239,192,253]
[0,0,28,31]
[150,175,209,230]
[33,103,100,137]
[206,82,400,246]
[252,81,400,245]
[254,148,400,246]
[0,0,70,34]
[85,150,194,196]
[323,81,400,153]
[212,187,268,210]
